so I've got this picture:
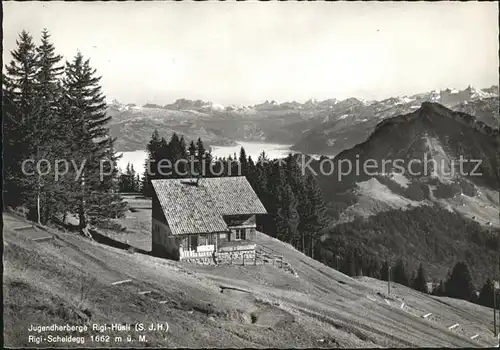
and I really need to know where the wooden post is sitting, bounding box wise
[215,233,218,253]
[494,283,497,337]
[311,239,315,259]
[242,253,245,266]
[495,257,499,337]
[388,265,391,295]
[37,190,41,225]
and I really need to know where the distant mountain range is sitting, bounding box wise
[307,102,499,284]
[107,85,498,152]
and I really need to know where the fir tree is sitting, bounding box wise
[167,133,183,178]
[135,174,141,192]
[275,183,300,244]
[188,140,197,159]
[347,249,357,276]
[444,262,476,301]
[411,263,429,293]
[380,261,390,281]
[432,280,446,296]
[369,258,382,279]
[477,278,500,308]
[143,130,162,196]
[196,137,206,176]
[3,31,39,212]
[119,162,138,192]
[392,259,410,286]
[62,51,124,234]
[303,174,329,257]
[33,29,67,223]
[239,147,248,176]
[3,30,67,224]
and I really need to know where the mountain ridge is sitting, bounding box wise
[109,85,498,113]
[306,103,500,286]
[107,85,499,153]
[373,102,499,138]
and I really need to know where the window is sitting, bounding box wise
[235,228,246,240]
[198,235,207,246]
[219,232,228,240]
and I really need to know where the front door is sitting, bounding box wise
[189,235,198,250]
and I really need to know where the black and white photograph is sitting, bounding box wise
[2,1,500,348]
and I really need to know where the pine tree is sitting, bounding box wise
[257,150,268,167]
[188,140,197,159]
[246,155,256,181]
[179,135,188,176]
[119,162,138,192]
[35,29,64,119]
[62,51,124,234]
[88,140,126,220]
[444,261,476,301]
[204,149,214,177]
[143,130,162,196]
[393,259,410,286]
[411,263,429,293]
[477,278,499,308]
[3,30,68,224]
[380,261,390,281]
[196,138,206,177]
[432,280,446,296]
[239,147,248,176]
[275,182,300,244]
[167,133,182,178]
[33,29,67,223]
[303,174,329,257]
[369,258,382,279]
[347,249,357,276]
[134,174,141,193]
[3,31,39,212]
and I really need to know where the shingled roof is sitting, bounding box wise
[151,176,267,236]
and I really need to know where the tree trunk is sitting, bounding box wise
[36,147,42,226]
[79,202,87,229]
[79,172,92,240]
[311,238,315,260]
[37,190,41,226]
[302,231,305,254]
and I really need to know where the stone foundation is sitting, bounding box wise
[182,250,256,266]
[218,250,256,264]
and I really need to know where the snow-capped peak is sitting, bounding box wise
[466,85,491,99]
[395,96,414,105]
[211,103,225,111]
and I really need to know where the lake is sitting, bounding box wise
[117,141,302,175]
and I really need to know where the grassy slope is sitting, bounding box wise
[3,212,499,348]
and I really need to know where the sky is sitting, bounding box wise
[3,1,499,106]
